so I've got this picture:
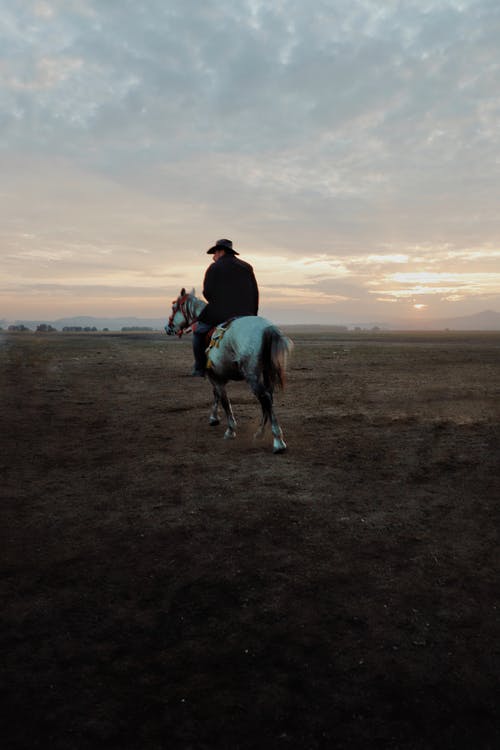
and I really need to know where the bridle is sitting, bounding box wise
[167,292,197,337]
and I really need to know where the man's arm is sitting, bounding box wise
[203,264,215,302]
[251,269,259,314]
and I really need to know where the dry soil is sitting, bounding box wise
[1,330,499,749]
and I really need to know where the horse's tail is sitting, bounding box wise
[261,326,293,390]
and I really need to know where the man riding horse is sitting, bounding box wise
[191,238,259,376]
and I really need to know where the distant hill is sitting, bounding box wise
[432,309,500,330]
[11,316,167,331]
[386,309,500,331]
[59,316,168,331]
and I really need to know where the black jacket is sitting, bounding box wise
[198,254,259,326]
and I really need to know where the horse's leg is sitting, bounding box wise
[253,388,269,439]
[251,381,286,453]
[217,383,237,439]
[247,376,267,439]
[209,385,220,426]
[269,399,287,453]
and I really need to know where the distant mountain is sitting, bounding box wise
[386,309,500,331]
[12,316,167,331]
[432,309,500,330]
[56,316,167,330]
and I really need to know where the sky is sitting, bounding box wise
[2,0,500,325]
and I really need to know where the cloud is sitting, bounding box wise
[1,0,500,320]
[369,270,500,301]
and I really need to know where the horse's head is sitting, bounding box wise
[165,288,193,336]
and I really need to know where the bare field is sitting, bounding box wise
[1,330,500,749]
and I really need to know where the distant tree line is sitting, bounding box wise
[3,325,156,333]
[62,326,98,332]
[121,326,154,331]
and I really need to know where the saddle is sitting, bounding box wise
[204,318,235,369]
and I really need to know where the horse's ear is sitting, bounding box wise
[180,287,186,296]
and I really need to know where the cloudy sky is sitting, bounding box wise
[2,0,500,324]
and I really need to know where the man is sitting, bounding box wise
[192,238,259,376]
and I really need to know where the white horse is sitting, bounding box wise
[166,288,293,453]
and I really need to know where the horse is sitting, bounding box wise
[166,288,293,453]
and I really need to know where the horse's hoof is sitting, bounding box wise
[273,440,287,454]
[209,417,220,426]
[224,430,236,440]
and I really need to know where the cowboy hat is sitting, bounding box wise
[206,238,239,255]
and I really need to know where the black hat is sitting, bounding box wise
[206,238,239,255]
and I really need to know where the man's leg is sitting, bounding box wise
[191,323,211,376]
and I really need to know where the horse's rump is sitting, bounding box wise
[205,316,292,389]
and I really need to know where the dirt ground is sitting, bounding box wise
[1,329,499,749]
